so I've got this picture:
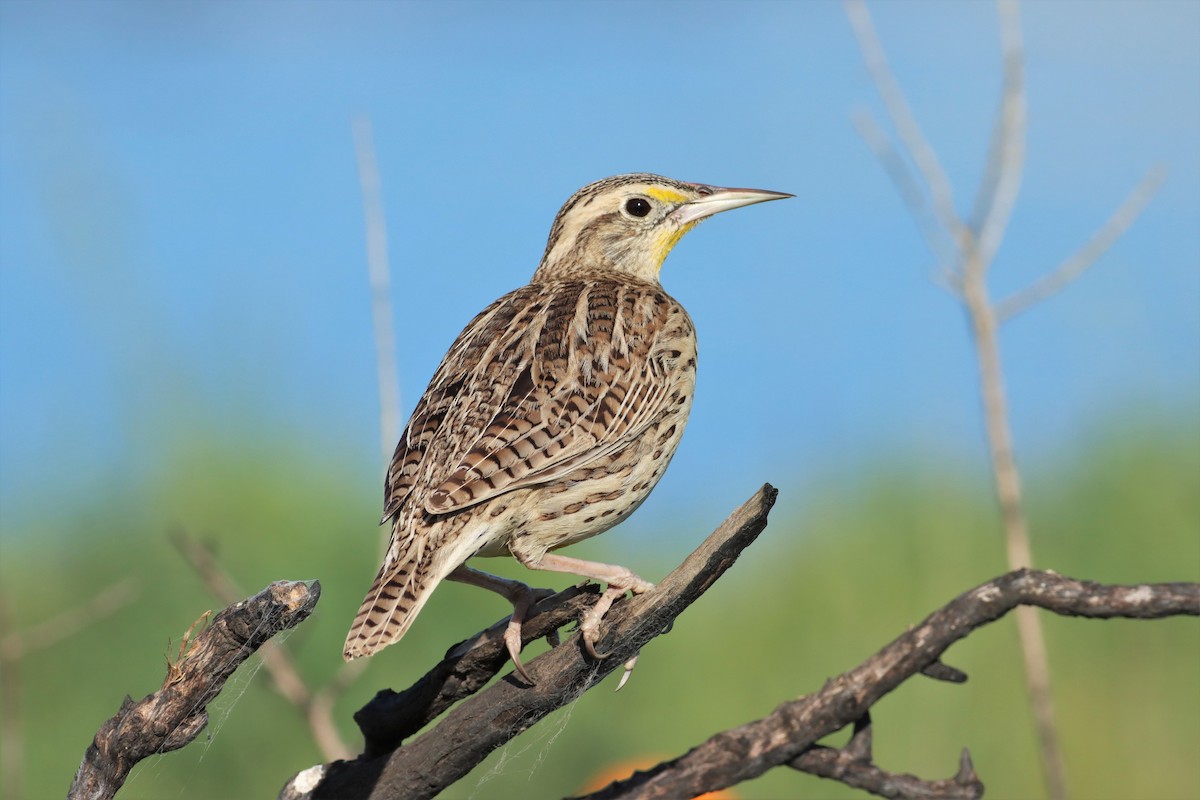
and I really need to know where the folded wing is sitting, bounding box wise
[382,280,679,522]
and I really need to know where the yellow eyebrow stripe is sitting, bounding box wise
[645,187,689,205]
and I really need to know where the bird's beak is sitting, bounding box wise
[674,185,793,225]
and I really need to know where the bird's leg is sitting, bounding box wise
[509,550,653,685]
[447,565,554,683]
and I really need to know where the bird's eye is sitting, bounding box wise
[624,197,652,218]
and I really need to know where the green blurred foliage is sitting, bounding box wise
[1,420,1197,800]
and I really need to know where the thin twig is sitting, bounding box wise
[956,5,1053,795]
[970,245,1060,800]
[352,115,401,469]
[996,166,1167,321]
[965,229,1066,800]
[969,0,1026,274]
[845,0,969,247]
[841,2,1173,796]
[790,719,984,800]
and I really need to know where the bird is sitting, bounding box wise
[343,173,790,680]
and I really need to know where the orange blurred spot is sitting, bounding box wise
[579,756,738,799]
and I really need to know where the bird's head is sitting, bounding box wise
[533,173,791,283]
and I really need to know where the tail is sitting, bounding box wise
[343,545,447,660]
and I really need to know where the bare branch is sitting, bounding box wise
[70,580,320,800]
[571,571,1199,800]
[790,720,983,800]
[1010,607,1062,800]
[279,485,779,800]
[171,530,356,761]
[171,533,308,704]
[996,165,1167,320]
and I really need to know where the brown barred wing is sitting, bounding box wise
[416,279,682,517]
[379,285,540,521]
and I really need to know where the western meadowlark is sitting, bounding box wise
[344,173,790,679]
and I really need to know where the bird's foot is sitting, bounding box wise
[504,551,656,687]
[579,577,654,657]
[503,585,557,683]
[446,566,559,683]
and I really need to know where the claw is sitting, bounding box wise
[615,655,638,691]
[502,586,559,684]
[447,566,557,685]
[493,552,654,683]
[504,615,534,684]
[578,579,656,663]
[579,586,626,659]
[584,635,606,660]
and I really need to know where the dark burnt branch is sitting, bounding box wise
[70,580,320,800]
[172,530,359,761]
[279,484,779,800]
[788,716,984,800]
[571,571,1199,800]
[920,660,968,683]
[354,583,601,757]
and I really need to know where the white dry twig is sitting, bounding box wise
[844,2,1162,798]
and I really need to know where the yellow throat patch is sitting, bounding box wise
[654,221,699,271]
[646,187,697,271]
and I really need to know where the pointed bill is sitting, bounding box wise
[674,185,793,225]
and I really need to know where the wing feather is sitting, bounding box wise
[381,279,686,522]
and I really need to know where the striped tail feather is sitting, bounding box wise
[343,551,443,660]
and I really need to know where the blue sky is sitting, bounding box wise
[1,0,1197,538]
